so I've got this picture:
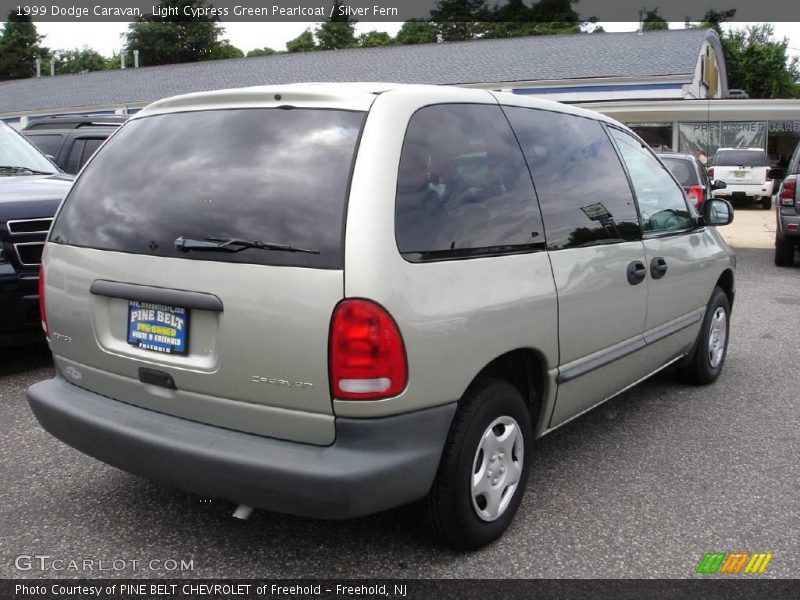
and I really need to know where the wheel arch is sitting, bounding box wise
[463,348,547,432]
[716,268,735,309]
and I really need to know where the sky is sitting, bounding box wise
[29,21,800,58]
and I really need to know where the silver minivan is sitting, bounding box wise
[28,83,735,550]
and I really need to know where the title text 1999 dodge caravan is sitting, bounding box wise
[28,84,735,550]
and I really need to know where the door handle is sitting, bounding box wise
[627,261,647,285]
[650,257,668,280]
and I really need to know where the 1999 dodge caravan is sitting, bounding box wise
[28,84,735,550]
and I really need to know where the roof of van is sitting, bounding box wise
[133,82,623,128]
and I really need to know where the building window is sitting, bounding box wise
[626,123,673,152]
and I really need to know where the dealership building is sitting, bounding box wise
[1,27,798,161]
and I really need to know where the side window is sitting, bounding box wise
[697,158,712,187]
[504,107,641,250]
[395,104,544,260]
[25,134,62,157]
[79,138,104,170]
[610,128,692,233]
[64,139,86,174]
[789,143,800,175]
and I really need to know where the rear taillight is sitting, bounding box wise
[38,264,48,338]
[329,299,407,400]
[707,167,714,179]
[687,185,704,208]
[779,179,796,207]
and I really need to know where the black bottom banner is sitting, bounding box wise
[2,579,799,600]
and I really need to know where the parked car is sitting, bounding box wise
[774,142,800,266]
[28,84,736,550]
[0,122,73,347]
[708,147,774,209]
[22,114,127,174]
[657,152,726,211]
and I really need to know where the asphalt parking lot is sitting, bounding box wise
[1,205,798,579]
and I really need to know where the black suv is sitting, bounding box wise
[1,122,73,347]
[22,114,126,174]
[774,142,800,266]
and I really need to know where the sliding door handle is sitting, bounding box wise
[650,257,668,279]
[627,261,647,285]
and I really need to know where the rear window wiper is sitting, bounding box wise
[0,165,56,175]
[175,236,320,255]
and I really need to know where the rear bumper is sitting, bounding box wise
[27,376,456,519]
[713,182,772,199]
[777,211,800,240]
[0,265,43,348]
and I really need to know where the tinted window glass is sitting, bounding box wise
[697,158,712,187]
[712,149,769,167]
[787,143,800,175]
[51,109,365,269]
[660,157,698,187]
[79,138,104,170]
[610,129,692,233]
[395,104,544,260]
[64,139,85,174]
[24,134,62,157]
[504,107,641,250]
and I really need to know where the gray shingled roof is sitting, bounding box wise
[0,29,713,115]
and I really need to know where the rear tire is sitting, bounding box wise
[761,196,772,210]
[679,287,730,386]
[775,235,796,267]
[425,379,532,551]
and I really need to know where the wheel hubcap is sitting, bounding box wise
[471,416,524,522]
[707,306,727,368]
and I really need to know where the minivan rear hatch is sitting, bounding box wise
[43,94,369,445]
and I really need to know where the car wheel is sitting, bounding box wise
[425,378,532,550]
[679,287,730,386]
[761,196,772,210]
[775,235,796,267]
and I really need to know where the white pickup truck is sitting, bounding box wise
[709,147,774,210]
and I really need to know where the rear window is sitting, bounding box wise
[24,133,63,157]
[660,157,699,186]
[50,108,365,269]
[712,150,769,167]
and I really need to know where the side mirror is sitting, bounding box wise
[768,167,786,180]
[711,180,727,191]
[703,198,734,227]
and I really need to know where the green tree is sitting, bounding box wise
[528,0,581,24]
[694,8,737,35]
[316,1,358,50]
[285,29,317,53]
[436,0,582,41]
[0,12,48,81]
[208,41,244,60]
[431,0,491,41]
[395,19,438,45]
[124,0,228,66]
[246,47,277,57]
[358,31,394,47]
[723,25,799,98]
[641,8,668,31]
[53,47,107,74]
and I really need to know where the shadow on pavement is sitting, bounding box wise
[0,342,52,377]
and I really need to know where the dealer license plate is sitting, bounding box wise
[127,301,189,355]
